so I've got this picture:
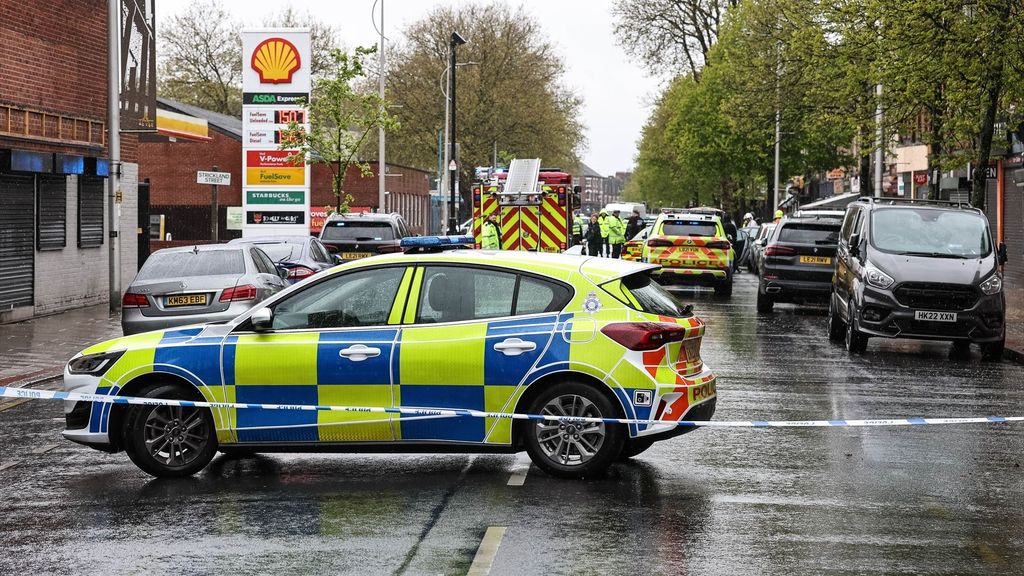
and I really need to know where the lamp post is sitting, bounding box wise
[448,31,467,234]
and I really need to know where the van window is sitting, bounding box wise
[840,209,859,242]
[777,222,841,244]
[870,208,992,257]
[660,220,718,237]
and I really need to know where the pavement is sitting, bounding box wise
[1003,283,1024,363]
[2,274,1024,574]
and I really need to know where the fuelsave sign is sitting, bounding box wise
[241,29,311,238]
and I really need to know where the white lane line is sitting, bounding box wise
[31,444,59,455]
[467,526,506,576]
[0,461,20,472]
[507,453,531,486]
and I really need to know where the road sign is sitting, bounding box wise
[197,171,231,186]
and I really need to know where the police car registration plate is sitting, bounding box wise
[914,310,956,322]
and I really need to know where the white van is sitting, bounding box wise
[603,202,646,218]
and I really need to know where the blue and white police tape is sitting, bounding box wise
[3,386,1023,429]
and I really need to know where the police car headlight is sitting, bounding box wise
[68,350,125,376]
[864,265,894,290]
[980,273,1002,295]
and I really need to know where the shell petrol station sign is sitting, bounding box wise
[241,29,311,237]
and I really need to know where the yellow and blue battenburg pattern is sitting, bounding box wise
[72,251,717,447]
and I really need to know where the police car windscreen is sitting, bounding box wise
[778,223,840,244]
[257,243,302,262]
[321,221,395,241]
[137,250,245,280]
[662,220,717,237]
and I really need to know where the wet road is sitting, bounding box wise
[2,273,1023,575]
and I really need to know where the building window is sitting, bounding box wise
[78,176,105,248]
[37,175,67,250]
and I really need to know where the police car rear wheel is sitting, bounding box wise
[524,382,624,478]
[123,384,218,478]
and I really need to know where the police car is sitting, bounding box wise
[62,236,717,479]
[642,210,735,296]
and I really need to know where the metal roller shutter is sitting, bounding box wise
[1004,178,1024,286]
[78,176,105,248]
[37,175,67,250]
[0,173,35,309]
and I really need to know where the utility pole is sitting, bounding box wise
[107,0,121,312]
[441,47,451,235]
[448,32,467,234]
[874,83,884,198]
[772,41,782,212]
[377,0,386,214]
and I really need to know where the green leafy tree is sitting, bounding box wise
[280,47,399,213]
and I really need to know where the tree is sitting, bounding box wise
[157,0,242,115]
[612,0,738,78]
[383,4,584,213]
[280,47,399,213]
[158,0,341,115]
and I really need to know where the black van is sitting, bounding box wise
[828,198,1007,358]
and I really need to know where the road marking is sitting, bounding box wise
[507,453,531,486]
[31,444,59,455]
[0,461,20,473]
[467,526,506,576]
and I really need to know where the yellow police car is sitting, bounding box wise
[62,236,717,479]
[643,209,735,296]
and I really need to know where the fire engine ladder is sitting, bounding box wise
[501,158,541,196]
[497,158,542,250]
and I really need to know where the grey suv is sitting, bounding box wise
[827,198,1007,358]
[318,212,410,262]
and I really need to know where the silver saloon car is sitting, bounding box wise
[121,244,288,335]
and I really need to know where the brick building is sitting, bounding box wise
[0,1,139,322]
[575,163,626,214]
[141,99,432,249]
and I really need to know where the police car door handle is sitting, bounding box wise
[493,338,536,356]
[339,345,381,362]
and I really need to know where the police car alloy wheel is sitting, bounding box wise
[524,381,624,478]
[122,384,218,478]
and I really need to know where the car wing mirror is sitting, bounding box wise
[848,233,861,258]
[251,308,273,331]
[998,242,1008,266]
[276,266,290,280]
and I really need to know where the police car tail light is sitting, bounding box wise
[764,245,796,256]
[647,238,673,247]
[601,322,688,351]
[220,285,257,302]
[287,266,315,279]
[706,240,731,250]
[121,292,149,308]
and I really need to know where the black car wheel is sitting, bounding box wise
[827,294,845,342]
[123,383,218,478]
[844,303,868,354]
[523,381,625,479]
[756,288,774,313]
[982,339,1005,361]
[715,276,733,297]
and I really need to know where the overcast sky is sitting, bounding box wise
[160,0,664,176]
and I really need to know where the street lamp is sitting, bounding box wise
[448,31,467,234]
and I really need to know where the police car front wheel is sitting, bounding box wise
[523,382,625,478]
[122,383,218,477]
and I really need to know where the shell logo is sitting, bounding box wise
[251,37,302,84]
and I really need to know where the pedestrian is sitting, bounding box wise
[608,209,626,258]
[625,209,642,241]
[598,210,610,257]
[572,211,585,248]
[481,213,501,250]
[773,209,784,223]
[586,213,603,257]
[722,213,737,241]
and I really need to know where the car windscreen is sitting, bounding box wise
[607,272,691,317]
[870,208,992,258]
[660,220,717,237]
[321,221,395,241]
[254,243,302,262]
[777,222,841,244]
[136,250,245,280]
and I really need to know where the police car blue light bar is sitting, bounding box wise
[400,235,475,248]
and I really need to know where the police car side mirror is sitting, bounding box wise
[251,308,273,332]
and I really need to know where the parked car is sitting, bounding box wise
[748,223,777,274]
[65,238,717,479]
[121,244,289,335]
[318,212,411,261]
[828,197,1007,357]
[228,235,337,284]
[621,225,652,261]
[736,225,760,270]
[756,214,843,313]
